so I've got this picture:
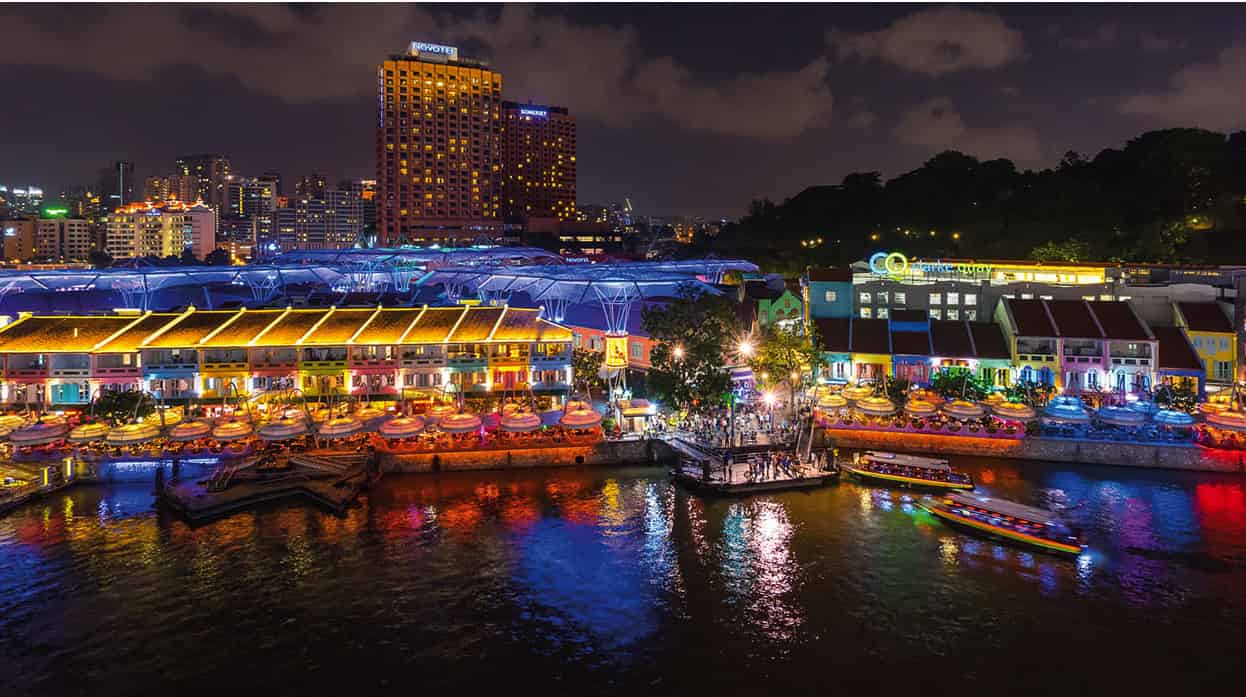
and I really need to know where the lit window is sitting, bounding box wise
[929,293,941,305]
[947,309,959,320]
[1021,293,1033,300]
[1040,295,1053,300]
[877,308,889,319]
[1100,294,1114,301]
[859,292,871,304]
[964,294,976,305]
[860,307,872,319]
[966,310,977,321]
[947,292,959,305]
[894,292,906,305]
[929,309,942,320]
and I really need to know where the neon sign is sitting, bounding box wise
[519,108,548,118]
[410,41,459,60]
[869,252,992,280]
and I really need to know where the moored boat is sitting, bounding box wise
[842,451,974,490]
[920,492,1084,556]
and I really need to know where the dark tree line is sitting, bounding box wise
[698,128,1246,272]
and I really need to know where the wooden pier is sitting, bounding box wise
[666,435,838,497]
[160,450,374,523]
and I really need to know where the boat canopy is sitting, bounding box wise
[946,492,1063,525]
[863,451,951,471]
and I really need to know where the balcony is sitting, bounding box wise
[50,354,91,377]
[6,354,47,377]
[143,350,198,372]
[202,349,249,370]
[251,348,298,371]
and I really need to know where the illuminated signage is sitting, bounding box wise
[605,336,629,369]
[4,227,15,237]
[42,207,68,218]
[868,251,992,280]
[519,108,548,118]
[410,41,459,60]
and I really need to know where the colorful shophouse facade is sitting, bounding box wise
[0,305,573,408]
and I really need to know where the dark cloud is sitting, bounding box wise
[829,7,1025,76]
[894,98,1044,165]
[1120,42,1246,130]
[1053,21,1185,53]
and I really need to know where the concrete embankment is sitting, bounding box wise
[379,438,677,473]
[818,428,1246,474]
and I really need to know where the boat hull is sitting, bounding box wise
[922,504,1083,556]
[843,464,974,491]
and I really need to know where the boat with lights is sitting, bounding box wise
[920,492,1084,556]
[842,451,974,490]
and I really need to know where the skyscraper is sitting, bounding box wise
[174,153,232,205]
[295,173,327,200]
[376,41,502,246]
[500,101,576,222]
[98,161,135,211]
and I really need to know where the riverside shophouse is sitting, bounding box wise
[0,305,572,407]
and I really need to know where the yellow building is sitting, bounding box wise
[377,41,502,245]
[1174,302,1238,386]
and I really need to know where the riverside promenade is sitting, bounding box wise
[819,428,1246,473]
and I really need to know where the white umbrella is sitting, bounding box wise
[1096,405,1146,427]
[378,415,426,439]
[105,422,160,446]
[500,412,542,432]
[856,396,897,417]
[943,400,986,420]
[992,402,1036,421]
[212,420,254,442]
[1206,410,1246,433]
[565,399,591,413]
[425,404,457,424]
[0,414,29,430]
[167,420,212,442]
[560,409,603,429]
[258,417,309,441]
[355,407,387,429]
[904,399,938,417]
[68,422,110,443]
[1154,409,1194,427]
[318,416,364,439]
[439,413,482,434]
[1043,396,1090,423]
[842,385,873,402]
[818,394,848,410]
[10,421,69,446]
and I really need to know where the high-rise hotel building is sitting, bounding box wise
[376,41,502,245]
[500,102,576,221]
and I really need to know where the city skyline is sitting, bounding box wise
[3,4,1244,218]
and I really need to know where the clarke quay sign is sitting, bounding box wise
[410,41,459,60]
[869,252,993,280]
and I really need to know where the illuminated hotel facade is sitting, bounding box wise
[104,201,217,260]
[500,101,576,221]
[376,41,502,246]
[0,305,572,408]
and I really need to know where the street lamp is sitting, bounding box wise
[673,345,685,360]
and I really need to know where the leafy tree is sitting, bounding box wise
[88,249,113,269]
[1155,382,1198,413]
[1031,239,1094,263]
[748,322,822,415]
[643,285,741,411]
[571,348,604,402]
[91,390,156,423]
[204,248,231,266]
[929,368,990,401]
[885,377,911,404]
[1006,379,1055,407]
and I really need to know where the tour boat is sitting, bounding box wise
[920,492,1084,556]
[842,451,974,490]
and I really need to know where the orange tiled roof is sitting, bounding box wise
[0,314,145,353]
[449,307,505,342]
[403,307,465,343]
[352,308,424,345]
[300,308,379,345]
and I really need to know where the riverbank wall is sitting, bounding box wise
[378,438,678,473]
[818,428,1246,473]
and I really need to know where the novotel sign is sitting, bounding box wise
[519,108,548,118]
[410,41,459,60]
[869,252,992,280]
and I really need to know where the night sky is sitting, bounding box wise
[0,3,1240,217]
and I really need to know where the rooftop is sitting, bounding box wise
[1153,326,1204,373]
[1177,301,1234,333]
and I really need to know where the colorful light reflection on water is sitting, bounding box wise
[3,459,1246,696]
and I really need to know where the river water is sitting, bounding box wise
[3,457,1245,696]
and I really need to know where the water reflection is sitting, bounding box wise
[3,460,1246,696]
